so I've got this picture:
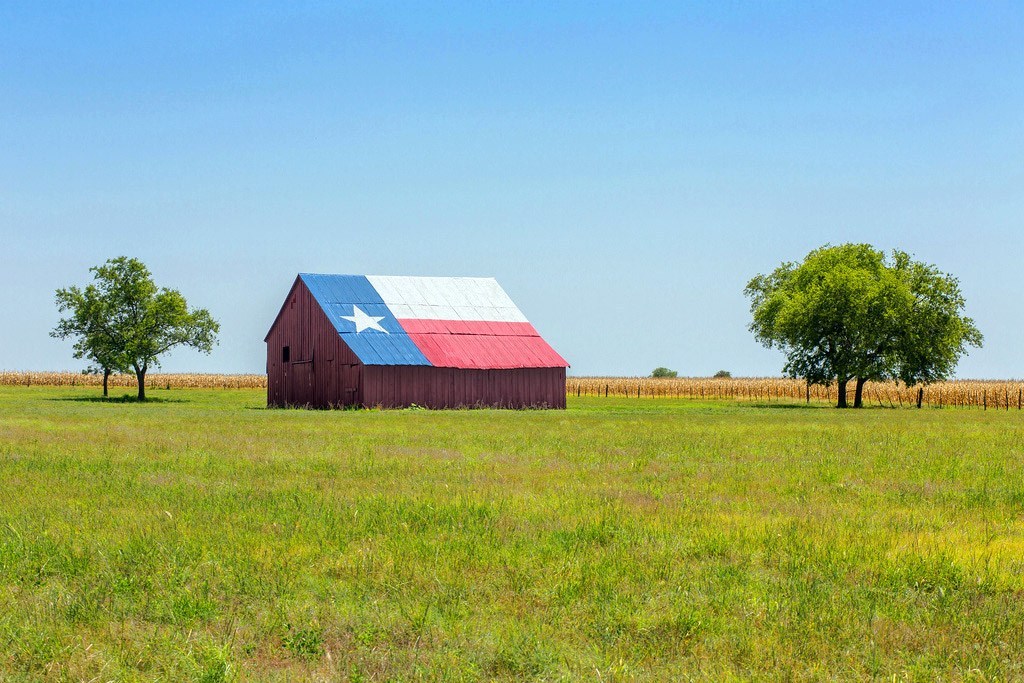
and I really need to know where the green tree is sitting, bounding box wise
[52,257,220,400]
[651,367,678,378]
[744,244,981,408]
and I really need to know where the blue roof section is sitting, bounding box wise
[300,274,431,366]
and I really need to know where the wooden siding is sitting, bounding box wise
[362,366,566,409]
[266,278,361,407]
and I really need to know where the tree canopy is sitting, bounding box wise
[52,257,220,400]
[744,244,981,408]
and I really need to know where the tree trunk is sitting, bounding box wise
[853,377,867,408]
[836,378,849,408]
[102,368,110,398]
[136,368,146,401]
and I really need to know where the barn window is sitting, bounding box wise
[282,346,290,363]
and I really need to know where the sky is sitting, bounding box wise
[2,2,1022,377]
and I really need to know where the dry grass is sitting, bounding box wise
[0,371,266,390]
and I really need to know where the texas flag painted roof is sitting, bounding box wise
[298,273,569,369]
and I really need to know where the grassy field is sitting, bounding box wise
[3,387,1024,681]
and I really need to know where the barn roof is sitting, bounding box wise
[288,273,568,370]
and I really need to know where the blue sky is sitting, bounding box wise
[2,2,1022,377]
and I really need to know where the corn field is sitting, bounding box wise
[568,377,1024,410]
[4,372,1024,409]
[0,371,267,390]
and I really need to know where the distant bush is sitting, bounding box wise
[713,370,732,378]
[651,367,678,378]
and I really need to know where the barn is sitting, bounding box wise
[265,273,568,409]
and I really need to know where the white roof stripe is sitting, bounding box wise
[460,279,486,307]
[367,275,529,323]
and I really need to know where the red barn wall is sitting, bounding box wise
[362,366,566,409]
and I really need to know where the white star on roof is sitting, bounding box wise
[341,305,389,334]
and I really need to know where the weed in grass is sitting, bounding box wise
[282,623,325,660]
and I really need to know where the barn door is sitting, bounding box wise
[289,360,314,406]
[341,364,360,406]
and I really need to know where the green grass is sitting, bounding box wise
[3,386,1024,680]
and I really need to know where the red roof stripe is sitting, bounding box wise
[406,332,568,369]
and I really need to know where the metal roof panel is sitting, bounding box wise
[292,272,566,368]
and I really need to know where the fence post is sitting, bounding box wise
[917,387,923,409]
[984,390,987,411]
